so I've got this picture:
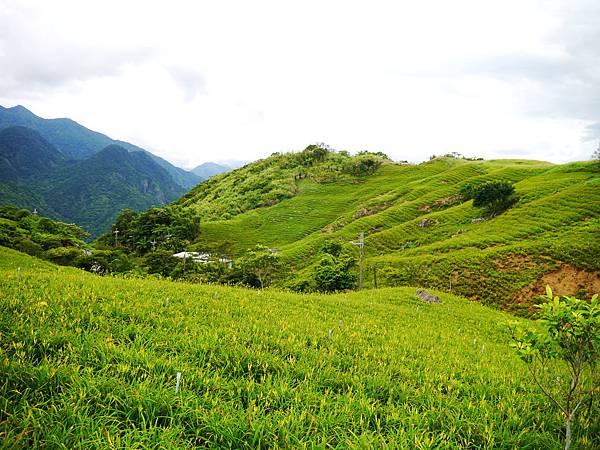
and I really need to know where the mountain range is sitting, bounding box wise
[0,105,208,236]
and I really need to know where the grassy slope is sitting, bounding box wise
[1,247,597,448]
[191,158,600,309]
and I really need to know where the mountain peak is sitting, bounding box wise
[8,105,30,112]
[190,161,231,179]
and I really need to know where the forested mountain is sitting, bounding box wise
[0,105,200,189]
[38,145,185,234]
[0,120,190,236]
[0,126,67,180]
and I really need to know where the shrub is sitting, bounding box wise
[142,250,180,277]
[237,244,282,289]
[313,253,357,292]
[510,287,599,450]
[43,247,82,266]
[471,181,518,215]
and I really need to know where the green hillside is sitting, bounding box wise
[177,149,599,311]
[1,247,597,448]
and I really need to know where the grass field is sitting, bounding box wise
[1,246,598,448]
[188,157,600,309]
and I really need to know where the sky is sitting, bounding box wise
[0,0,598,169]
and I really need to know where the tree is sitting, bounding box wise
[237,244,281,288]
[142,250,180,277]
[313,253,357,292]
[471,181,517,216]
[593,141,600,168]
[510,287,599,450]
[321,239,343,257]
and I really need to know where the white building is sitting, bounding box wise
[172,251,233,269]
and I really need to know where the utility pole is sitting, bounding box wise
[151,239,157,251]
[113,228,119,246]
[351,232,365,289]
[373,265,377,289]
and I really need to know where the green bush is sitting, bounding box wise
[313,253,357,292]
[472,181,518,215]
[142,250,180,277]
[510,287,599,450]
[43,247,82,266]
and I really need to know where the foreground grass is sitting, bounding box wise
[0,248,597,448]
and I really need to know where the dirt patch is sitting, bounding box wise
[495,255,540,272]
[368,226,384,235]
[513,265,600,303]
[321,219,348,234]
[419,218,438,228]
[418,194,462,213]
[432,194,461,208]
[353,203,389,219]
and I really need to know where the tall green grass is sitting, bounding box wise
[1,247,597,448]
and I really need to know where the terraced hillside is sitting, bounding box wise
[180,151,600,311]
[1,247,598,448]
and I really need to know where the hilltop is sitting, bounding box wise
[171,146,599,311]
[1,247,597,448]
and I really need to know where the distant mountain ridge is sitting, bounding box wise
[0,105,200,189]
[38,144,185,234]
[190,162,231,179]
[0,119,189,236]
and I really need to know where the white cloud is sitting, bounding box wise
[0,0,598,168]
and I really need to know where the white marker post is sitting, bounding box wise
[175,372,181,395]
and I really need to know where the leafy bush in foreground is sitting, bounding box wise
[511,287,599,450]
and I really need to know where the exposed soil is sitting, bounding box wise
[419,194,462,212]
[353,203,389,219]
[513,265,600,303]
[495,255,540,272]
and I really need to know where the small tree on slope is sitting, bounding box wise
[472,180,517,216]
[510,287,599,450]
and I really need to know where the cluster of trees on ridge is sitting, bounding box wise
[177,144,392,221]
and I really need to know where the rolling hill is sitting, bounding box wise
[175,147,600,311]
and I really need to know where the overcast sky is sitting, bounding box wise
[1,0,598,169]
